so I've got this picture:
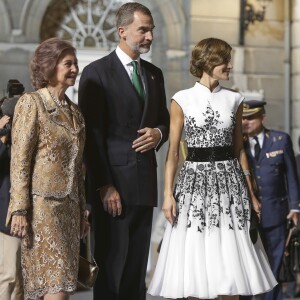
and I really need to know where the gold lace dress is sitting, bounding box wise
[6,88,86,299]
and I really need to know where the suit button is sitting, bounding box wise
[258,186,262,190]
[257,176,261,179]
[256,165,260,169]
[259,196,263,200]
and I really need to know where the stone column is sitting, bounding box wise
[292,0,300,150]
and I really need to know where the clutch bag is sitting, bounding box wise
[77,255,99,289]
[77,228,99,290]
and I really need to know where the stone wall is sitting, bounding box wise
[292,0,300,151]
[189,0,285,130]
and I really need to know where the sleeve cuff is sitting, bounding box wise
[154,128,162,149]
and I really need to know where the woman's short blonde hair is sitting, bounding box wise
[190,38,232,78]
[30,37,76,90]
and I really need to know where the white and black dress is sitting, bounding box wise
[148,83,277,299]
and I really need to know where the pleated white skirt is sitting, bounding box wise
[148,160,277,299]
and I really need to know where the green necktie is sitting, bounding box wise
[131,61,144,101]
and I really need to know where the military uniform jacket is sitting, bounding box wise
[245,129,300,228]
[6,88,86,225]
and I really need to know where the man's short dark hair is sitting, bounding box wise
[116,2,152,29]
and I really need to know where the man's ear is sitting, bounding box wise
[261,114,266,124]
[118,26,126,39]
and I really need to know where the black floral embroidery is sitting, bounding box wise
[174,101,250,232]
[185,102,235,148]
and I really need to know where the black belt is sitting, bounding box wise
[186,146,234,162]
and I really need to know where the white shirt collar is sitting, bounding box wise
[195,82,221,93]
[250,130,264,148]
[116,46,141,67]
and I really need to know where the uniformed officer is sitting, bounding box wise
[242,100,300,300]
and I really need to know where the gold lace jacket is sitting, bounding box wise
[6,88,86,224]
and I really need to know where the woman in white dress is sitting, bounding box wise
[148,38,277,299]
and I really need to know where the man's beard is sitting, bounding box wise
[126,39,151,54]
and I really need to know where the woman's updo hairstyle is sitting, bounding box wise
[190,38,232,78]
[30,37,76,90]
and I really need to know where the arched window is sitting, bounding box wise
[40,0,153,103]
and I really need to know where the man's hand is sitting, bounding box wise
[287,211,299,226]
[99,185,122,217]
[10,215,29,238]
[0,135,8,144]
[132,127,161,153]
[0,115,10,128]
[0,115,10,144]
[250,194,261,221]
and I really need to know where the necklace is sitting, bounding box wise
[47,88,68,107]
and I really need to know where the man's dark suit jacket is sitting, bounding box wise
[245,129,300,228]
[0,140,11,233]
[78,50,170,207]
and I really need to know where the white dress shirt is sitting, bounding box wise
[249,131,264,158]
[115,46,145,92]
[115,46,162,146]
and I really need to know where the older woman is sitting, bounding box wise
[6,38,86,300]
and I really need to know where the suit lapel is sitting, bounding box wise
[111,51,144,112]
[67,99,85,134]
[37,88,84,134]
[140,60,157,128]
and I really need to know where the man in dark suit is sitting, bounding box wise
[78,2,170,299]
[242,100,300,300]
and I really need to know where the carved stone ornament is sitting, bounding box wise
[40,0,130,49]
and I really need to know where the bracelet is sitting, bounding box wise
[12,210,27,216]
[243,169,251,176]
